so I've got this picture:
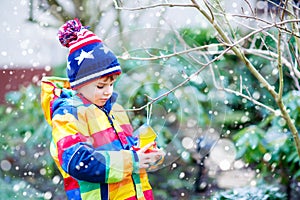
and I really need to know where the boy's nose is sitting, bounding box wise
[103,87,112,95]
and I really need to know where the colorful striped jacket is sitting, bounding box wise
[41,77,154,200]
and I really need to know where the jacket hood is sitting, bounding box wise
[41,76,74,126]
[41,76,118,126]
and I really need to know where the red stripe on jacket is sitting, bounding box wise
[64,176,80,191]
[57,133,89,164]
[92,124,134,147]
[125,189,154,200]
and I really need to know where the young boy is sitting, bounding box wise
[41,18,164,200]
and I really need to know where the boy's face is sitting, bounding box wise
[77,76,116,107]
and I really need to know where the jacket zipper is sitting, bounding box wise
[101,107,140,199]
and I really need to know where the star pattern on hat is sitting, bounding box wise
[75,49,94,65]
[100,45,111,54]
[67,61,71,70]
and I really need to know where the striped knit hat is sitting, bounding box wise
[57,18,121,89]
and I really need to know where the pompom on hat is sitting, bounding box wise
[57,18,121,89]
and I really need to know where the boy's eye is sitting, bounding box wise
[96,83,113,89]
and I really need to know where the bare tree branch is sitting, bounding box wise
[45,0,73,22]
[118,43,225,61]
[113,2,197,11]
[115,0,300,156]
[210,65,279,115]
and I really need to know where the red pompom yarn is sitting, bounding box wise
[57,18,83,47]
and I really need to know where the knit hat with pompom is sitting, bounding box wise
[57,18,121,89]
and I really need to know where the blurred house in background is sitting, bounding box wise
[0,68,51,104]
[0,0,65,104]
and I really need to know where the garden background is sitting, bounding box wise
[1,0,300,199]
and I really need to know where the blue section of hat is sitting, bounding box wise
[67,42,120,87]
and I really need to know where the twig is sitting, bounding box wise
[210,64,279,115]
[277,30,284,100]
[243,48,300,79]
[114,2,196,11]
[230,14,300,38]
[120,44,236,112]
[118,43,225,61]
[243,0,255,16]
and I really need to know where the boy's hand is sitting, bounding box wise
[136,142,165,169]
